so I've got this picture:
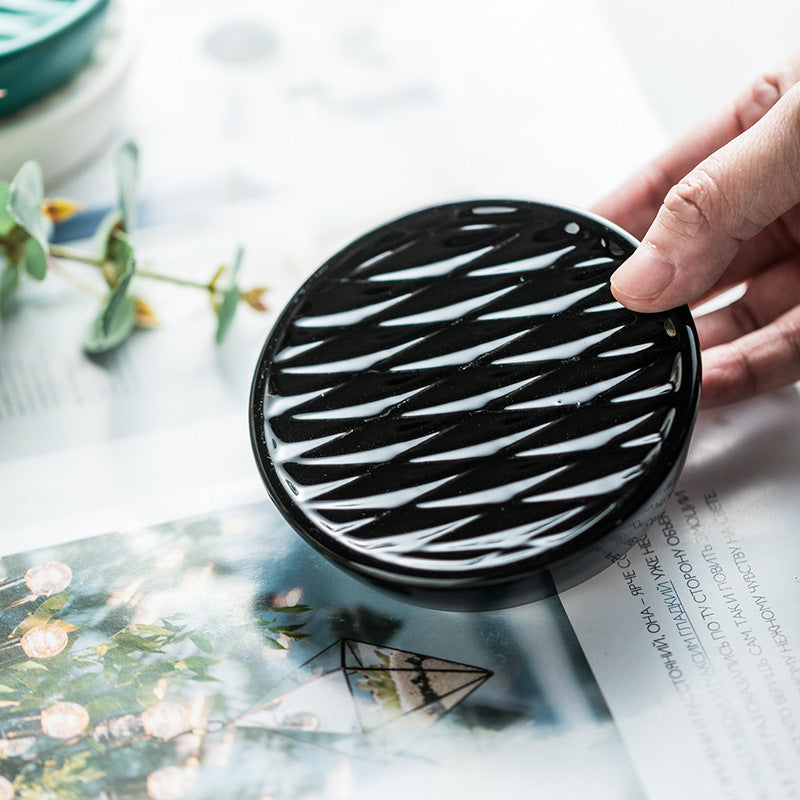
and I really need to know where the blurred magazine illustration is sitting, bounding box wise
[0,502,640,799]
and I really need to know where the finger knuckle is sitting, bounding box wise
[726,341,760,398]
[775,315,800,366]
[734,73,782,131]
[663,167,720,233]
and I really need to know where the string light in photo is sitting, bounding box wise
[0,562,72,610]
[0,623,69,666]
[0,701,89,743]
[92,701,192,747]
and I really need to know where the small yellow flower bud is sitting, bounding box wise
[133,296,159,328]
[242,287,269,312]
[42,198,83,223]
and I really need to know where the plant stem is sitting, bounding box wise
[48,244,103,267]
[135,268,215,293]
[49,244,219,294]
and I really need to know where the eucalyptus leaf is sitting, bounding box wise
[92,209,123,260]
[0,182,15,237]
[84,295,135,354]
[83,250,136,354]
[215,245,244,344]
[22,235,48,280]
[7,160,48,280]
[115,140,138,233]
[92,210,131,288]
[108,231,134,273]
[103,238,134,314]
[0,262,19,313]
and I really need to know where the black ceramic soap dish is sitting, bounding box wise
[250,200,701,609]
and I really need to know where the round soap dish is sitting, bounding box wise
[250,200,701,610]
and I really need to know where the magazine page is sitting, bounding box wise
[0,501,642,800]
[560,389,800,799]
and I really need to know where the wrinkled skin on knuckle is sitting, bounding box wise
[760,87,800,224]
[734,73,782,130]
[661,166,720,236]
[736,56,800,130]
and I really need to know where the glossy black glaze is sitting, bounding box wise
[250,200,701,609]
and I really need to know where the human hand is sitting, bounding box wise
[593,54,800,408]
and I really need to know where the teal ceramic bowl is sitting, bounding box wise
[0,0,111,117]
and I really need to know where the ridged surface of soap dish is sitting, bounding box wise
[250,200,701,609]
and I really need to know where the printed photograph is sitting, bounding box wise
[0,503,643,799]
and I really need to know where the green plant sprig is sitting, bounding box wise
[0,141,269,354]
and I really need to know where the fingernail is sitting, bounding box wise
[610,244,675,303]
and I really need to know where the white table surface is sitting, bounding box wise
[2,5,800,798]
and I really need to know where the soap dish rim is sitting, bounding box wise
[249,198,702,598]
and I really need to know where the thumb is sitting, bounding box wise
[610,81,800,312]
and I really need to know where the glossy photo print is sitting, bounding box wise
[0,502,642,800]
